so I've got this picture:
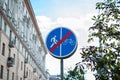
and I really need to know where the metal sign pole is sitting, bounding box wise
[61,59,64,80]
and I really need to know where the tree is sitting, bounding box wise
[81,0,120,80]
[64,63,85,80]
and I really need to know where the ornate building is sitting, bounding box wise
[0,0,47,80]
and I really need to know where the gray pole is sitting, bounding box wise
[60,59,64,80]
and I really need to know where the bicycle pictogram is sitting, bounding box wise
[63,39,75,45]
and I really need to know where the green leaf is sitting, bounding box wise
[114,14,118,19]
[88,38,94,43]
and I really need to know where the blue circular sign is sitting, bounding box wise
[46,27,77,59]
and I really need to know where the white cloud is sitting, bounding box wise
[36,16,55,29]
[36,12,97,45]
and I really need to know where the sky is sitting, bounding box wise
[30,0,102,79]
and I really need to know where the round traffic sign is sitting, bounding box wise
[46,27,77,59]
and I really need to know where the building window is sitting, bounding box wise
[2,43,5,56]
[21,61,23,70]
[4,22,7,32]
[20,77,22,80]
[27,67,28,76]
[0,65,3,79]
[0,16,2,28]
[12,72,14,80]
[9,30,12,41]
[29,70,30,77]
[9,0,14,10]
[14,36,16,45]
[7,69,9,80]
[14,54,15,64]
[8,48,11,57]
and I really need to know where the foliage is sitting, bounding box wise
[64,64,85,80]
[81,0,120,80]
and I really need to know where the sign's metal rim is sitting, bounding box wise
[45,27,78,59]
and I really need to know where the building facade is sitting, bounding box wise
[0,0,47,80]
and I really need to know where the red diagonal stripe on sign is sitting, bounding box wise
[50,31,72,52]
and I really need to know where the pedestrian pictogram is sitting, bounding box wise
[46,27,77,59]
[50,35,58,48]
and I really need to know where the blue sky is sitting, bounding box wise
[30,0,102,79]
[30,0,100,19]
